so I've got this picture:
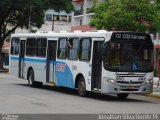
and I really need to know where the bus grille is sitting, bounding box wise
[117,81,143,84]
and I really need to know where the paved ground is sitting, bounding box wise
[0,73,160,115]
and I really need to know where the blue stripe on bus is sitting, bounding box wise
[10,56,46,63]
[24,58,46,63]
[10,56,19,60]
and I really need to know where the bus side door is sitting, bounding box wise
[46,40,57,83]
[91,39,104,90]
[19,39,26,78]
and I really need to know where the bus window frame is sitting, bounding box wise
[36,37,47,58]
[10,37,20,55]
[26,37,37,57]
[79,37,92,62]
[57,37,68,60]
[68,37,79,61]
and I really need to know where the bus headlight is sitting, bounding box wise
[144,79,153,84]
[103,77,116,85]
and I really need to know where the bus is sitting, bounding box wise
[10,30,154,99]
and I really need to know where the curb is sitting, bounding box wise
[0,70,9,73]
[140,93,160,99]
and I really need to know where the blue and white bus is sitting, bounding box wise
[10,30,154,98]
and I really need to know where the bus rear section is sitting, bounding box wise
[101,32,153,98]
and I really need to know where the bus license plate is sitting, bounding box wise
[127,85,135,89]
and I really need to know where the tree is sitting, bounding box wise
[0,0,73,70]
[90,0,160,32]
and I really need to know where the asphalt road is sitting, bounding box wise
[0,73,160,115]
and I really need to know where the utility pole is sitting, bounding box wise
[52,14,54,31]
[28,6,32,33]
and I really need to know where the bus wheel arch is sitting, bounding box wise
[75,73,83,88]
[75,74,87,97]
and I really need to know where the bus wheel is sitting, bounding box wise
[117,93,129,99]
[28,70,35,87]
[78,78,87,97]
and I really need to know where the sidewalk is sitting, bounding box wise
[152,77,160,98]
[150,85,160,99]
[0,65,9,73]
[0,69,9,73]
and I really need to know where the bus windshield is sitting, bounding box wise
[103,41,153,72]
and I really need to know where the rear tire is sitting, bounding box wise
[117,93,129,99]
[78,77,87,97]
[28,70,36,87]
[28,70,43,87]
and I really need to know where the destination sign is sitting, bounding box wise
[111,32,151,41]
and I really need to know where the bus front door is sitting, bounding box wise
[19,40,26,78]
[46,41,57,83]
[91,41,103,90]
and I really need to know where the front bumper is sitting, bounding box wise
[101,80,153,94]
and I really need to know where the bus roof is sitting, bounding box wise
[11,31,151,42]
[11,30,113,38]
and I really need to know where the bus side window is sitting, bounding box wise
[26,38,36,56]
[68,38,79,60]
[36,38,47,58]
[11,38,20,55]
[79,38,91,61]
[57,38,67,59]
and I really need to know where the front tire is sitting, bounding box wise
[78,77,87,97]
[117,93,129,99]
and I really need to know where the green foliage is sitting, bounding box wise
[90,0,160,32]
[0,0,73,46]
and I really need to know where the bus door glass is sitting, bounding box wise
[46,40,57,83]
[19,40,26,78]
[10,37,20,77]
[91,39,103,90]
